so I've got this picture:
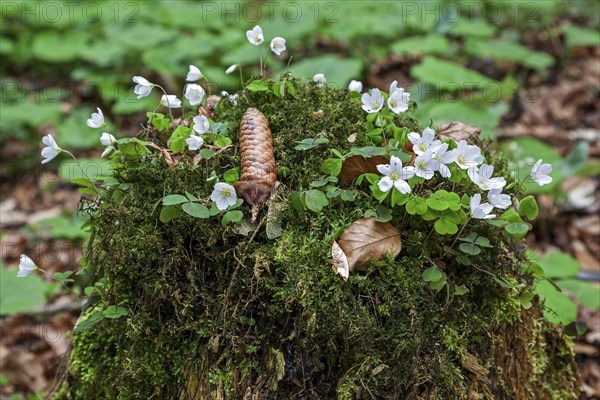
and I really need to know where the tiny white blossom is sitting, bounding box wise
[313,73,326,86]
[211,182,237,210]
[431,143,457,178]
[348,80,363,93]
[86,107,104,128]
[226,64,238,74]
[186,135,204,151]
[160,94,182,109]
[487,188,511,209]
[376,155,413,194]
[468,164,506,191]
[186,65,202,82]
[246,25,264,45]
[184,84,206,106]
[453,140,484,169]
[530,159,553,186]
[17,254,37,277]
[470,193,496,219]
[387,87,409,114]
[228,93,238,105]
[133,76,154,99]
[192,115,210,134]
[361,88,384,113]
[413,150,437,180]
[41,134,61,164]
[100,132,116,147]
[408,127,441,156]
[270,36,286,55]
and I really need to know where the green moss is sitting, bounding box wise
[55,79,578,399]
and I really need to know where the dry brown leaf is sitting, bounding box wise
[340,155,388,186]
[338,218,402,272]
[331,240,349,281]
[437,121,481,143]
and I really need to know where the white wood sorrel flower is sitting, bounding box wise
[361,88,384,113]
[160,95,182,109]
[348,80,362,93]
[186,65,202,82]
[184,84,206,106]
[86,107,104,128]
[186,135,204,151]
[313,73,326,86]
[413,150,437,180]
[453,140,484,169]
[246,25,264,45]
[408,127,441,156]
[226,64,238,74]
[211,182,237,210]
[41,134,61,164]
[431,143,457,178]
[468,164,506,191]
[270,37,286,55]
[100,132,117,158]
[376,155,414,194]
[487,188,511,209]
[132,76,154,99]
[192,115,210,134]
[470,193,495,219]
[530,159,553,186]
[387,87,409,114]
[18,254,37,277]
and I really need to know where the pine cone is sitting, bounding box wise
[234,108,277,221]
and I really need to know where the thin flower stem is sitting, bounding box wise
[259,46,264,77]
[286,56,293,72]
[154,84,174,120]
[62,150,87,179]
[449,216,472,250]
[238,66,245,88]
[38,269,81,298]
[181,84,187,116]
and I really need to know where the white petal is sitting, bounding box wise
[378,176,393,192]
[376,164,391,176]
[332,241,349,281]
[186,65,202,82]
[470,193,482,209]
[401,166,415,180]
[394,179,411,194]
[132,76,151,86]
[407,132,421,146]
[422,127,435,142]
[389,155,402,171]
[438,164,451,178]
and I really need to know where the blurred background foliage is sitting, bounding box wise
[0,0,599,397]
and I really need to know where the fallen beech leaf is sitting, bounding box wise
[340,155,388,185]
[331,241,349,281]
[437,121,481,143]
[338,218,402,272]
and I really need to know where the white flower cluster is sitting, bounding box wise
[246,25,287,56]
[374,125,553,219]
[361,80,410,115]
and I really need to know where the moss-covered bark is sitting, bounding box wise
[54,80,578,399]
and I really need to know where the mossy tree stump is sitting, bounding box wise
[55,80,578,399]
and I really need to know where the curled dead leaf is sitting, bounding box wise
[337,218,402,272]
[436,121,481,143]
[147,142,179,167]
[331,240,349,281]
[340,155,388,186]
